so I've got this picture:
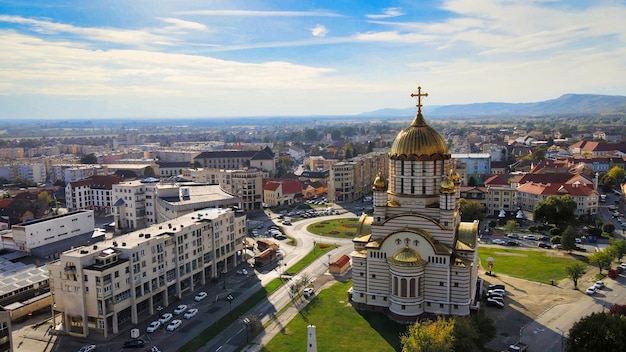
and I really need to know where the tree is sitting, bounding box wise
[38,191,53,204]
[503,220,519,234]
[303,128,319,142]
[459,199,485,222]
[533,195,577,228]
[561,226,577,252]
[588,250,613,274]
[608,239,626,261]
[602,223,615,234]
[565,262,586,288]
[401,316,455,352]
[143,166,156,177]
[607,166,625,184]
[567,312,626,351]
[80,153,98,164]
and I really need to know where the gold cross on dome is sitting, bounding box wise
[410,86,428,114]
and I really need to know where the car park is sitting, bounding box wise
[173,304,187,315]
[146,321,161,333]
[184,308,198,319]
[194,291,208,302]
[78,345,96,352]
[486,298,504,308]
[159,313,173,324]
[585,286,596,295]
[488,284,505,290]
[123,340,145,349]
[166,319,182,331]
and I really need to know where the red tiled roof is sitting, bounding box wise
[281,180,302,195]
[484,174,509,186]
[69,175,123,189]
[0,199,13,208]
[332,254,351,267]
[263,181,280,191]
[517,182,595,196]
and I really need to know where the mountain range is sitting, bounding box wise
[361,93,626,117]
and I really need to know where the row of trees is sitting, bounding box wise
[400,314,495,352]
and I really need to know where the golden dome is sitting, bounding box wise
[373,172,387,191]
[440,176,455,193]
[388,246,426,266]
[389,113,450,160]
[449,170,461,184]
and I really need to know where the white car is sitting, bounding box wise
[173,304,187,315]
[194,291,208,302]
[237,268,248,275]
[492,238,506,245]
[522,234,537,240]
[594,281,605,289]
[303,287,314,298]
[585,286,596,295]
[158,313,173,324]
[146,321,161,333]
[166,319,182,331]
[184,308,198,319]
[488,289,506,296]
[78,345,97,352]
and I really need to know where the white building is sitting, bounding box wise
[184,168,266,211]
[65,175,123,214]
[48,208,246,338]
[351,91,479,322]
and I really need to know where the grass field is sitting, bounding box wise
[261,281,406,352]
[478,247,585,283]
[306,218,360,239]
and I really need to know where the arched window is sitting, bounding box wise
[409,278,416,297]
[418,277,423,296]
[401,278,407,297]
[393,277,398,295]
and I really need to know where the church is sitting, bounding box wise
[350,87,480,322]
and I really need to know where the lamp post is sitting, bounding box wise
[327,253,331,267]
[226,294,234,316]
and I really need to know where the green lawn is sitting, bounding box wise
[262,281,406,352]
[306,218,359,239]
[478,247,584,283]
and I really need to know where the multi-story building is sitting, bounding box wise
[328,151,387,203]
[516,181,599,216]
[48,208,246,338]
[65,175,123,214]
[350,94,479,321]
[193,147,276,175]
[63,165,104,183]
[0,307,13,352]
[263,180,302,206]
[184,168,266,211]
[16,164,47,184]
[451,153,491,184]
[484,175,517,217]
[157,161,191,178]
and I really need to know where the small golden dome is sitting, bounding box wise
[373,172,387,191]
[388,246,426,266]
[440,176,455,193]
[389,113,450,160]
[449,170,461,184]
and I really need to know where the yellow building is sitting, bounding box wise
[350,87,479,322]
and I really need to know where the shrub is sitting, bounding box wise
[551,235,562,245]
[549,227,562,237]
[528,225,539,232]
[587,227,603,237]
[601,232,613,239]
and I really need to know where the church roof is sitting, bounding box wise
[353,234,372,243]
[456,221,479,250]
[355,214,372,237]
[351,249,367,258]
[388,246,426,267]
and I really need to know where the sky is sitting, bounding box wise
[1,0,625,119]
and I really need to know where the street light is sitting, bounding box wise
[226,294,234,316]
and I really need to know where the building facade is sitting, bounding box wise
[350,90,479,322]
[65,175,123,214]
[328,151,387,203]
[48,208,246,338]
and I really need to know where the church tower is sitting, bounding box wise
[350,86,479,322]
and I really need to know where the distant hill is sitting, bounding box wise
[361,93,626,117]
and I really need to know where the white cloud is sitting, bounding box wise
[174,10,342,17]
[366,7,404,19]
[311,24,328,37]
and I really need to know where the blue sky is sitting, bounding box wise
[1,0,625,119]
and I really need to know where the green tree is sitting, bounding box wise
[303,128,319,142]
[503,220,519,234]
[143,166,156,177]
[533,195,577,228]
[401,316,455,352]
[565,262,586,289]
[80,153,98,164]
[608,239,626,261]
[459,199,486,222]
[561,226,577,252]
[38,191,53,204]
[602,223,615,234]
[607,166,625,183]
[567,312,626,351]
[588,250,613,274]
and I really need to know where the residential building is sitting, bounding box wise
[351,94,479,322]
[183,168,265,211]
[263,180,302,206]
[451,153,491,184]
[193,147,276,175]
[48,208,246,338]
[0,307,12,352]
[484,175,517,217]
[65,175,123,214]
[328,151,387,203]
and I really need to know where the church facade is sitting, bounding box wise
[350,87,479,322]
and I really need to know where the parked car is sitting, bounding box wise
[166,319,182,331]
[78,345,96,352]
[303,287,315,298]
[538,236,550,242]
[594,281,605,289]
[488,284,505,290]
[123,340,145,349]
[282,220,292,225]
[575,238,582,244]
[585,286,596,295]
[507,233,520,239]
[146,321,161,333]
[237,268,248,275]
[184,308,198,319]
[506,240,520,246]
[523,234,537,240]
[173,304,187,315]
[487,292,504,299]
[486,298,504,308]
[159,313,173,324]
[488,289,506,296]
[538,242,551,249]
[194,291,208,302]
[492,238,506,245]
[574,245,587,252]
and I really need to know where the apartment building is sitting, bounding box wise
[183,168,266,211]
[65,175,123,214]
[193,147,276,175]
[48,208,246,338]
[328,151,387,203]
